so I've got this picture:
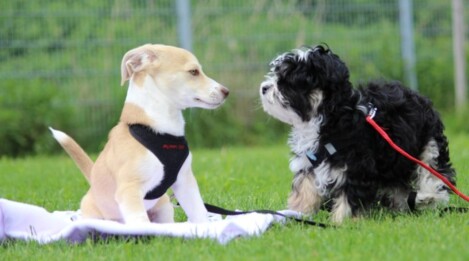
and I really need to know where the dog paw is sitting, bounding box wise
[288,174,322,214]
[124,214,151,224]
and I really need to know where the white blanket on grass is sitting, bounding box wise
[0,198,300,244]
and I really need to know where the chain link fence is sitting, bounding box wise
[0,0,465,154]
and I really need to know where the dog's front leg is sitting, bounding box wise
[172,154,208,223]
[288,172,323,214]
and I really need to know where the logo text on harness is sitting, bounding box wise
[162,144,186,150]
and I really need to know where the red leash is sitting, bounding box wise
[365,109,469,203]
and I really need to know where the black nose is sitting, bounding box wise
[261,84,272,95]
[220,86,230,98]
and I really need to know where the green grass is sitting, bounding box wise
[1,133,469,260]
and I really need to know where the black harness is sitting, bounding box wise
[129,124,329,228]
[129,124,189,200]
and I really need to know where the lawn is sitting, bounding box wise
[1,133,469,260]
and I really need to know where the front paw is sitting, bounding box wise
[124,213,151,224]
[188,214,209,223]
[288,173,322,214]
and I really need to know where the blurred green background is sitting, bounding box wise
[1,0,468,157]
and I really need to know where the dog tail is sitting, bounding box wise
[49,127,93,183]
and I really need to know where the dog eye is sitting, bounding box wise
[189,69,200,76]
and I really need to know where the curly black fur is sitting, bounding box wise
[260,45,456,222]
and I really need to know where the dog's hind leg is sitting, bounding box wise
[288,172,323,214]
[414,139,452,209]
[80,192,105,220]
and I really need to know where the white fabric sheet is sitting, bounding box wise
[0,198,300,244]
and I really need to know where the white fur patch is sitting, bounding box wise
[295,48,311,61]
[139,150,165,198]
[288,116,323,156]
[309,91,324,116]
[314,162,347,196]
[414,139,449,208]
[49,127,69,143]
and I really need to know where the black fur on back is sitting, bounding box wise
[321,80,454,211]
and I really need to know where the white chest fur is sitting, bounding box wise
[288,116,347,196]
[288,116,323,174]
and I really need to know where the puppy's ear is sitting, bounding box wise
[120,44,158,86]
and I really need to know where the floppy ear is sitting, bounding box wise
[120,44,158,86]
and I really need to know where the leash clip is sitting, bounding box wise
[367,103,377,119]
[356,102,377,119]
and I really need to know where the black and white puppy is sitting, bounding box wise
[260,45,456,223]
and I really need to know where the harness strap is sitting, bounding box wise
[129,124,189,200]
[306,143,338,168]
[203,203,330,228]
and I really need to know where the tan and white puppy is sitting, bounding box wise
[50,44,229,224]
